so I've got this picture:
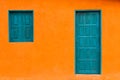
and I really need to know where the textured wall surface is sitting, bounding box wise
[0,0,120,80]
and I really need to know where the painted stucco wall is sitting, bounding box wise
[0,0,120,80]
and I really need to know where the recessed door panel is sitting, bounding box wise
[75,11,101,74]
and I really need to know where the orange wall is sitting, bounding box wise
[0,0,120,80]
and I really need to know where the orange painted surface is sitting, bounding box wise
[0,0,120,80]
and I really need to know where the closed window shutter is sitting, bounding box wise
[23,13,33,41]
[9,13,21,42]
[9,11,33,42]
[75,11,101,74]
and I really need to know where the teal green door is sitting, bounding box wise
[75,11,101,74]
[9,11,33,42]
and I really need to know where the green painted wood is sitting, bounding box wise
[75,11,101,74]
[9,11,33,42]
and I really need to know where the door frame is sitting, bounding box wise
[74,10,102,74]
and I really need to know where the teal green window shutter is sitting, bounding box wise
[9,11,33,42]
[75,10,101,74]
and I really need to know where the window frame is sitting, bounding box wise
[8,10,34,42]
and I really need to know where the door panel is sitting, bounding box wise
[75,11,101,74]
